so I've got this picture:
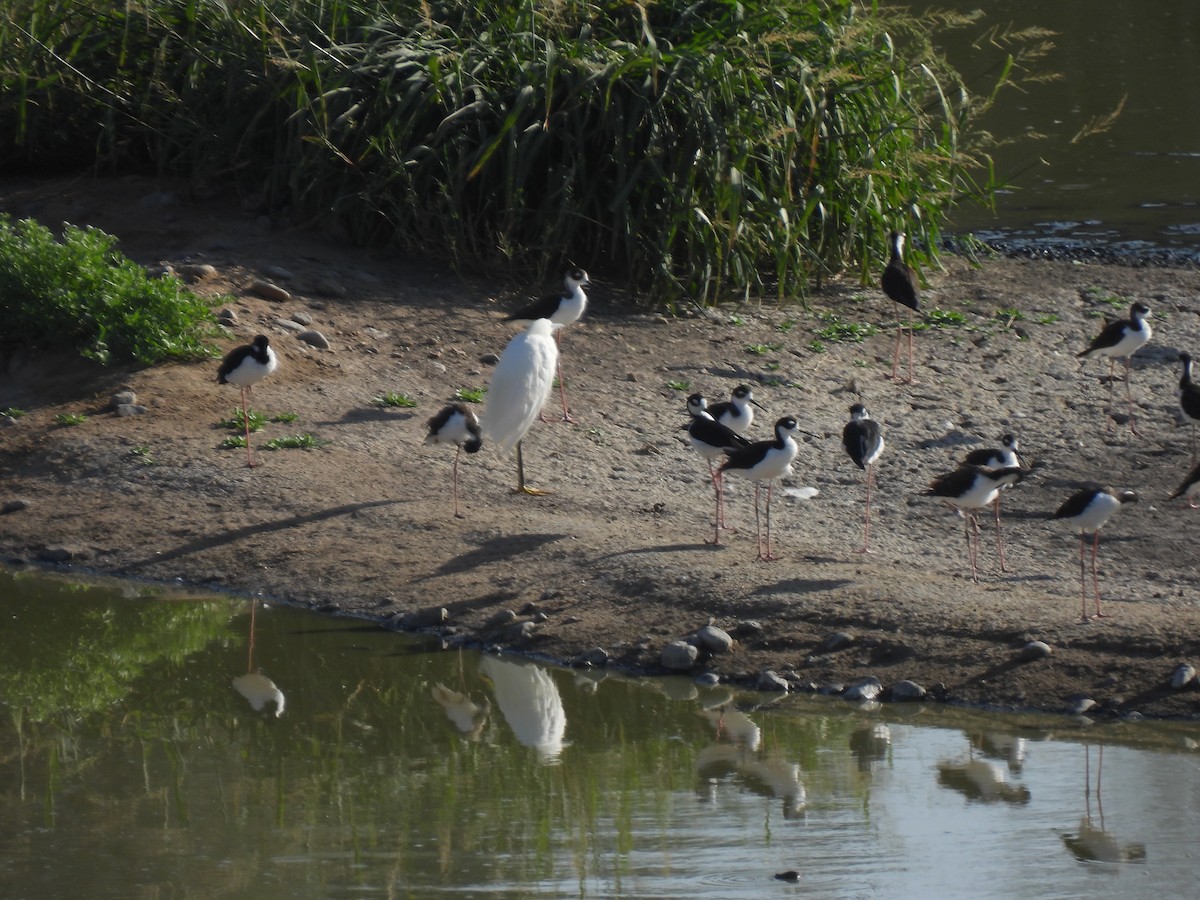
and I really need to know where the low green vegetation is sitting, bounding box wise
[373,392,418,409]
[219,435,247,450]
[745,342,783,356]
[265,434,321,450]
[0,215,214,365]
[271,411,300,424]
[922,309,969,329]
[453,388,486,404]
[666,380,690,392]
[2,407,26,418]
[54,413,87,426]
[814,315,878,344]
[219,409,267,433]
[1,1,1050,306]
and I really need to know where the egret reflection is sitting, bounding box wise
[937,743,1031,805]
[696,703,805,819]
[431,683,490,740]
[1061,745,1147,865]
[231,599,285,717]
[480,655,567,761]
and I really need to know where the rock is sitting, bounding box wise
[2,499,29,514]
[493,620,538,642]
[817,682,846,696]
[110,390,137,409]
[485,609,517,627]
[1068,696,1097,715]
[890,679,927,701]
[696,625,734,654]
[573,647,609,668]
[401,606,447,628]
[250,279,290,302]
[38,545,89,562]
[1,416,17,427]
[481,352,500,365]
[273,318,306,333]
[820,631,856,653]
[843,676,883,702]
[177,263,217,282]
[216,307,238,326]
[298,329,331,349]
[661,641,699,671]
[313,277,346,298]
[694,672,721,687]
[757,670,790,692]
[733,619,764,637]
[115,404,146,417]
[1020,640,1054,661]
[774,871,801,883]
[264,265,294,280]
[291,310,313,326]
[1170,664,1196,690]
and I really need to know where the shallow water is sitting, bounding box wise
[913,2,1200,260]
[3,568,1200,898]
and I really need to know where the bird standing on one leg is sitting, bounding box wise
[1176,351,1200,462]
[718,416,801,561]
[962,434,1027,572]
[504,267,589,423]
[425,403,483,518]
[217,334,278,468]
[881,231,920,383]
[926,465,1025,582]
[1052,488,1138,622]
[1077,301,1152,435]
[706,384,765,436]
[685,393,749,544]
[842,403,885,553]
[481,318,559,495]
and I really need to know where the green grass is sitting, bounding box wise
[219,408,267,433]
[0,215,215,365]
[922,309,968,329]
[814,315,878,343]
[129,446,155,464]
[776,320,796,335]
[219,435,247,450]
[808,340,827,354]
[373,392,418,409]
[745,342,783,356]
[265,434,321,451]
[453,387,486,404]
[54,413,87,426]
[271,411,300,424]
[1,407,26,418]
[666,380,691,392]
[1035,313,1059,325]
[0,1,1051,306]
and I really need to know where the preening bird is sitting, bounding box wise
[1052,488,1138,622]
[505,267,589,423]
[881,230,920,383]
[926,465,1025,582]
[1169,461,1200,509]
[481,318,559,495]
[961,434,1027,571]
[718,415,801,561]
[217,334,278,468]
[685,393,750,544]
[1177,352,1200,462]
[842,403,885,553]
[706,384,765,436]
[425,403,483,517]
[1077,301,1152,434]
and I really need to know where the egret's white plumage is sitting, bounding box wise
[483,318,559,454]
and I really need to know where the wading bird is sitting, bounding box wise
[482,318,559,495]
[961,434,1027,571]
[217,334,278,468]
[706,384,765,436]
[926,465,1026,582]
[842,403,885,553]
[719,416,801,561]
[1169,461,1200,509]
[1052,487,1138,622]
[1077,301,1152,434]
[1177,352,1200,462]
[881,231,920,383]
[425,403,483,517]
[685,393,750,543]
[505,267,589,423]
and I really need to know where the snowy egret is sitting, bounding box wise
[926,465,1025,582]
[217,334,278,468]
[841,403,884,553]
[685,392,749,543]
[1052,488,1138,621]
[505,267,589,423]
[881,231,920,383]
[718,415,801,561]
[425,403,483,517]
[482,318,559,494]
[1077,301,1152,434]
[706,383,765,435]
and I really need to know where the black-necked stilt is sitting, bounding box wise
[481,318,559,495]
[719,415,801,561]
[505,267,589,423]
[881,231,920,383]
[426,402,483,517]
[686,393,750,544]
[1052,488,1138,621]
[961,434,1027,572]
[926,465,1025,582]
[1169,461,1200,509]
[1177,352,1200,462]
[1077,301,1152,434]
[842,403,885,553]
[217,334,278,468]
[706,384,765,436]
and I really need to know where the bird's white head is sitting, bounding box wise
[1131,301,1151,321]
[848,403,869,421]
[565,267,589,292]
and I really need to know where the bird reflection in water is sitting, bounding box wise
[1061,745,1147,865]
[849,723,892,773]
[479,655,567,761]
[937,736,1031,805]
[695,702,806,819]
[431,651,491,740]
[231,598,285,717]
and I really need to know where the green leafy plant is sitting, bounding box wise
[453,387,486,404]
[745,342,783,356]
[776,320,796,335]
[265,434,321,450]
[924,309,968,328]
[0,216,214,365]
[1035,313,1059,325]
[271,411,300,423]
[373,392,418,409]
[219,435,247,450]
[666,380,691,392]
[219,408,267,433]
[1,407,26,418]
[129,446,155,464]
[808,340,827,354]
[814,315,878,343]
[54,413,87,426]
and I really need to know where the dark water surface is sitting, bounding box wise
[3,568,1200,898]
[915,2,1200,260]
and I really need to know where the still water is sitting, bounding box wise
[917,2,1200,258]
[3,568,1200,898]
